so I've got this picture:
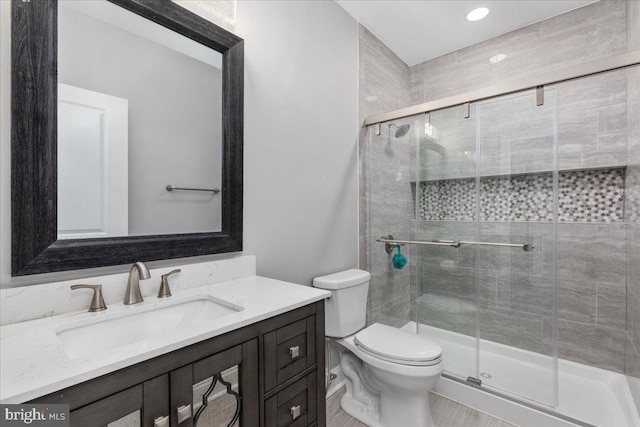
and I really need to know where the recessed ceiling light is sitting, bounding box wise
[489,54,507,64]
[466,7,489,22]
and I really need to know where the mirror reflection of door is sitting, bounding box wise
[58,84,128,239]
[57,0,223,239]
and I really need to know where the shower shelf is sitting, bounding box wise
[410,165,625,184]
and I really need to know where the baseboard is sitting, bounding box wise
[326,365,346,398]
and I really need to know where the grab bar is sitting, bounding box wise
[166,185,220,194]
[376,237,534,252]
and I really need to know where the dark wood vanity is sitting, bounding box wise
[10,1,326,423]
[9,1,329,424]
[30,301,326,427]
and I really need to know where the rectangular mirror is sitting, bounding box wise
[11,0,243,276]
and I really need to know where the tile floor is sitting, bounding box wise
[326,386,517,427]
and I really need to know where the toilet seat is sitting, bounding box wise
[355,323,442,366]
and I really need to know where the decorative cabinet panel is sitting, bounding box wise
[169,342,258,427]
[30,301,325,427]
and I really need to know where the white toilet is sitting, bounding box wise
[313,269,443,427]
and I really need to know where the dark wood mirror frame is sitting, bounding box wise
[11,0,243,276]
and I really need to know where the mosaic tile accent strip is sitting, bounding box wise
[418,168,625,222]
[481,173,554,221]
[558,169,625,222]
[626,166,640,222]
[419,179,477,221]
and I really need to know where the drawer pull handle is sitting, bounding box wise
[177,404,192,424]
[290,405,301,420]
[154,415,169,427]
[290,345,300,359]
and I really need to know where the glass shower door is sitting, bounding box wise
[475,90,558,407]
[416,89,558,407]
[415,104,480,383]
[367,114,425,329]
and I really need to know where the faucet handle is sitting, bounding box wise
[158,269,181,298]
[71,284,107,312]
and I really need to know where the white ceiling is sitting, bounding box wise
[336,0,598,66]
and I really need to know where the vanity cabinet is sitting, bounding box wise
[29,301,325,427]
[68,375,171,426]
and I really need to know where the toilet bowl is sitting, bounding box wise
[313,270,443,427]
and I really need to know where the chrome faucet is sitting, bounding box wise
[124,262,151,305]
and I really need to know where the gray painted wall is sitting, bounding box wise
[360,0,637,377]
[0,1,359,288]
[59,6,223,236]
[235,1,359,286]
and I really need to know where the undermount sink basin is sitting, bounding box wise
[56,296,243,359]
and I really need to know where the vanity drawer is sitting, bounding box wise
[265,371,317,427]
[264,316,316,391]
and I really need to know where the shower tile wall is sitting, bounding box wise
[414,221,556,355]
[626,165,640,404]
[414,75,628,372]
[359,0,637,374]
[358,25,413,328]
[626,0,640,410]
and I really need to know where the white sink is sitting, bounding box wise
[56,296,243,359]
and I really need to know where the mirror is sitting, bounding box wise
[57,1,223,239]
[11,0,243,276]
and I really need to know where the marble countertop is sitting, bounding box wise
[0,276,330,403]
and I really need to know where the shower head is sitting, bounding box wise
[388,123,411,138]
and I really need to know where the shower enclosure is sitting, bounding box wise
[368,88,558,403]
[363,58,640,426]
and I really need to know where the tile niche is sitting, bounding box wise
[416,168,625,223]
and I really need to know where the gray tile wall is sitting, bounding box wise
[626,165,640,410]
[413,221,556,355]
[553,70,628,171]
[359,0,639,375]
[358,25,413,328]
[628,0,640,53]
[411,214,629,373]
[420,73,629,178]
[625,0,640,408]
[556,223,628,372]
[419,91,558,181]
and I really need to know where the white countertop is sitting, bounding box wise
[0,276,329,403]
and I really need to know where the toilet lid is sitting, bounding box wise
[354,323,442,366]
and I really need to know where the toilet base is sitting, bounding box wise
[341,389,437,427]
[336,334,441,427]
[340,390,383,427]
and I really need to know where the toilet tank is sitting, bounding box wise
[313,269,370,338]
